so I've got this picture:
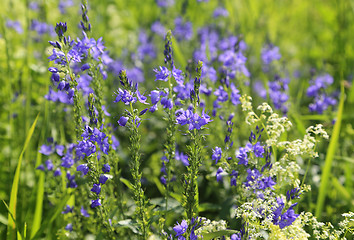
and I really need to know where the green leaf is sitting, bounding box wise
[315,83,345,218]
[201,230,239,240]
[198,203,221,212]
[115,219,140,234]
[120,178,134,190]
[7,114,39,240]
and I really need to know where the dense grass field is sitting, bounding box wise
[0,0,353,239]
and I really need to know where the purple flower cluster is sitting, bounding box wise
[136,31,156,61]
[272,197,299,229]
[175,108,212,130]
[243,168,276,192]
[307,73,337,114]
[6,20,23,34]
[268,75,289,114]
[30,20,56,37]
[212,146,222,164]
[174,17,193,41]
[261,45,281,65]
[172,217,202,240]
[76,125,110,159]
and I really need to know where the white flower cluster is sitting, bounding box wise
[195,217,229,239]
[278,124,329,160]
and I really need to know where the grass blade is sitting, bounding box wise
[7,114,39,240]
[30,193,72,239]
[315,83,345,218]
[2,201,23,240]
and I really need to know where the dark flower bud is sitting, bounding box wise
[55,22,67,40]
[139,108,148,116]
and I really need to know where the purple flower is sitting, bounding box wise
[62,205,74,214]
[102,163,110,173]
[237,147,249,165]
[176,150,189,166]
[253,81,267,99]
[230,170,238,186]
[272,197,299,229]
[118,116,129,126]
[213,7,229,17]
[61,153,75,168]
[99,175,108,184]
[154,66,170,81]
[253,142,265,158]
[39,144,53,155]
[81,206,90,217]
[174,17,193,41]
[65,223,73,231]
[261,45,281,65]
[91,184,101,195]
[230,83,241,105]
[36,165,45,171]
[151,21,166,36]
[172,67,185,85]
[91,199,101,208]
[150,90,161,105]
[160,97,173,109]
[212,147,222,164]
[114,89,136,105]
[231,233,241,240]
[45,160,54,171]
[81,63,90,71]
[56,145,65,156]
[156,0,174,7]
[214,86,228,102]
[77,164,89,175]
[173,220,188,237]
[136,89,148,104]
[216,167,224,182]
[66,171,77,188]
[54,168,62,177]
[6,20,23,34]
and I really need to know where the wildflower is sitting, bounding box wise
[154,66,170,81]
[99,174,108,184]
[102,163,110,173]
[174,17,193,41]
[173,220,188,238]
[216,167,224,182]
[39,144,53,155]
[212,147,222,164]
[118,116,128,126]
[65,223,73,231]
[6,20,23,34]
[230,170,238,186]
[77,164,89,175]
[114,89,135,105]
[62,205,74,214]
[91,184,101,195]
[261,45,281,65]
[91,199,101,208]
[54,168,62,177]
[253,142,265,158]
[176,150,189,166]
[45,160,54,171]
[36,165,45,171]
[214,86,228,102]
[81,206,90,217]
